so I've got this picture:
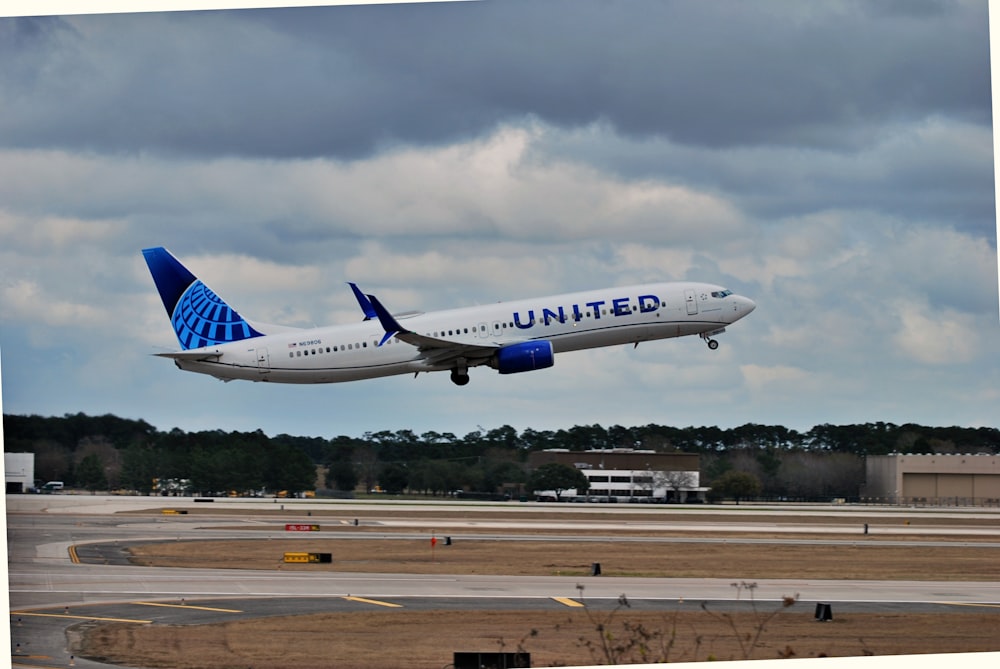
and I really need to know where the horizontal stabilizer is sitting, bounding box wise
[154,349,223,361]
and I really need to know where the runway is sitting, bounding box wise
[7,495,1000,668]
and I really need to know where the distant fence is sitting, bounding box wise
[535,494,1000,507]
[859,496,1000,508]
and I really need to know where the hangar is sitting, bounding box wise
[863,453,1000,506]
[5,453,35,493]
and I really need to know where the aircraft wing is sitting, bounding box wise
[366,293,501,368]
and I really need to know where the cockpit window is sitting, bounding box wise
[710,289,733,298]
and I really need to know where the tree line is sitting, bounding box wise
[4,412,998,499]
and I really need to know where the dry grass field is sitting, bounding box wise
[79,505,1000,667]
[83,609,1000,669]
[126,533,999,580]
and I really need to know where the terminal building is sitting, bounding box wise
[529,449,706,502]
[862,453,1000,506]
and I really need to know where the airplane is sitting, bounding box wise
[142,246,756,386]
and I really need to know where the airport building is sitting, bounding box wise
[862,453,1000,506]
[529,449,706,502]
[5,453,35,493]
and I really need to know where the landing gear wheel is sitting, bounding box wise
[707,339,719,350]
[450,370,470,386]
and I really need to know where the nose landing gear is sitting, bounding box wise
[700,329,725,350]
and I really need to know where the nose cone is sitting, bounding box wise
[734,295,756,321]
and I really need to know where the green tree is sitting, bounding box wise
[265,443,317,493]
[480,457,526,493]
[120,444,159,493]
[354,444,380,493]
[484,425,522,450]
[710,470,761,504]
[379,462,409,494]
[528,463,590,501]
[76,453,107,493]
[409,460,462,496]
[190,448,227,494]
[327,459,359,492]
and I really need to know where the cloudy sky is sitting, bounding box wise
[0,0,996,441]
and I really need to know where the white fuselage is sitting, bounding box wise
[169,282,755,384]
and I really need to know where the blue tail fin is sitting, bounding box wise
[142,247,263,350]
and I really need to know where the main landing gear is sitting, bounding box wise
[450,358,470,386]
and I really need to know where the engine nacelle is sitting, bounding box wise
[493,340,555,374]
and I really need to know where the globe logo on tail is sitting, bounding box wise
[171,280,261,349]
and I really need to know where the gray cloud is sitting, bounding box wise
[532,118,996,238]
[0,1,988,159]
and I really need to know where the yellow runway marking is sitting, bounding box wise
[68,545,80,564]
[10,611,151,624]
[343,596,403,608]
[552,597,585,607]
[132,601,243,613]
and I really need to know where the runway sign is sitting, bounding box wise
[283,552,332,563]
[285,523,320,531]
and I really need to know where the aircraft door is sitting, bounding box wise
[255,348,270,374]
[684,289,698,315]
[477,322,489,339]
[492,321,503,337]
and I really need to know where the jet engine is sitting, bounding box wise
[492,340,555,374]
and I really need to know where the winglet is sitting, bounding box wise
[367,293,408,347]
[347,282,377,320]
